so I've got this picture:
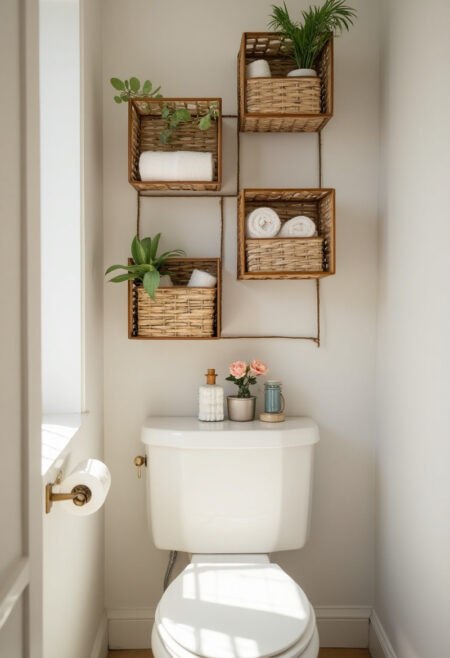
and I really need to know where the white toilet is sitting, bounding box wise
[141,417,320,658]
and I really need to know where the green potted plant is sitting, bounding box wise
[105,234,184,299]
[106,234,219,339]
[269,0,356,77]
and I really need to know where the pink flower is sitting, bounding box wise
[249,359,268,376]
[229,361,247,379]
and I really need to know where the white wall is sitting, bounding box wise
[42,1,106,657]
[103,0,380,645]
[374,0,450,656]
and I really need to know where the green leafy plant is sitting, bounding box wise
[110,78,219,144]
[159,105,192,144]
[110,76,162,103]
[269,0,356,70]
[160,102,220,144]
[105,234,185,300]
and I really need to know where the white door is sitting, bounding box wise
[0,0,43,656]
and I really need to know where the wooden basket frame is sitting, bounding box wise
[238,189,336,279]
[238,33,334,133]
[128,98,222,192]
[127,257,222,339]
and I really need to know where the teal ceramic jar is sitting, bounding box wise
[264,380,285,414]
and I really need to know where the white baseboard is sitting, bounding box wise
[90,612,108,658]
[108,608,156,650]
[369,611,397,658]
[107,606,371,650]
[315,606,371,648]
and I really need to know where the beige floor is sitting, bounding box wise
[108,650,371,658]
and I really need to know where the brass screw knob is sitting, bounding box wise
[134,455,147,479]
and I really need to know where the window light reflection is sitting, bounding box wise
[181,564,307,620]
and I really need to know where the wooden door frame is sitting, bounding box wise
[0,0,43,655]
[23,0,43,655]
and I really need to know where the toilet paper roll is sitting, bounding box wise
[246,59,272,78]
[58,459,111,516]
[187,269,217,288]
[139,151,214,182]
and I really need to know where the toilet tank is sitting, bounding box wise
[141,417,319,553]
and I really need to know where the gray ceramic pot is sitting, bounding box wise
[227,396,256,422]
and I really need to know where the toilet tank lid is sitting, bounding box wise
[141,416,319,449]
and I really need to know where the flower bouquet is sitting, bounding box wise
[226,360,268,421]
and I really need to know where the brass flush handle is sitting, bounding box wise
[134,455,147,479]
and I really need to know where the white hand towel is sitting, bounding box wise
[246,59,272,78]
[187,269,217,288]
[246,207,281,238]
[139,151,214,182]
[279,215,317,238]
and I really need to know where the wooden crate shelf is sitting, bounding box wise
[238,189,335,280]
[128,258,221,339]
[128,98,222,192]
[238,33,333,133]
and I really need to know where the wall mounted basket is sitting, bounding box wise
[238,188,335,279]
[128,258,221,339]
[128,98,222,192]
[238,33,333,133]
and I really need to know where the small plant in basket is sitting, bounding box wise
[105,234,185,300]
[159,101,220,144]
[110,76,162,103]
[269,0,356,75]
[111,77,219,144]
[226,360,269,398]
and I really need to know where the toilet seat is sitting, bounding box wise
[154,558,317,658]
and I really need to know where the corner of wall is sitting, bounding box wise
[90,612,108,658]
[369,612,397,658]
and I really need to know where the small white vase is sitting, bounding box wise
[287,68,317,77]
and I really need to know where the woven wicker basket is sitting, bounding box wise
[246,237,324,272]
[246,77,321,115]
[239,33,333,132]
[128,98,222,192]
[238,189,335,279]
[128,258,221,339]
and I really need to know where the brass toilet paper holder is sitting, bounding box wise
[45,471,92,514]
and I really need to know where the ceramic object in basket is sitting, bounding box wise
[287,68,317,77]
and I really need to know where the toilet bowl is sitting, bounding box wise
[152,555,319,658]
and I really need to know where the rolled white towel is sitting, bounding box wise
[139,151,214,182]
[187,269,217,288]
[246,59,272,78]
[246,207,281,238]
[279,215,317,238]
[159,274,173,287]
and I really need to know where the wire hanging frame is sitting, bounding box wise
[134,115,323,346]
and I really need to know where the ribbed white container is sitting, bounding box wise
[198,384,224,421]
